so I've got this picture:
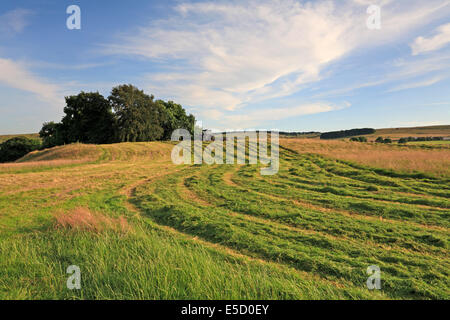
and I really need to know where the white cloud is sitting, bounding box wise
[104,0,450,120]
[0,58,63,106]
[207,102,349,129]
[0,8,33,35]
[387,76,444,92]
[411,23,450,55]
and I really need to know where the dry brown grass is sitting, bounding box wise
[55,207,130,233]
[280,138,450,177]
[356,125,450,142]
[18,143,101,163]
[0,159,87,170]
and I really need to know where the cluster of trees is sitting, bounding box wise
[40,84,195,148]
[375,137,392,143]
[0,137,41,163]
[320,128,375,140]
[398,136,444,144]
[279,131,320,137]
[349,136,367,142]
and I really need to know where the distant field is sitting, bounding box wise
[281,138,450,177]
[0,139,448,299]
[0,133,40,143]
[363,125,450,142]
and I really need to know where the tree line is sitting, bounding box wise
[40,84,195,148]
[0,137,41,163]
[320,128,375,140]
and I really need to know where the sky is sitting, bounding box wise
[0,0,450,134]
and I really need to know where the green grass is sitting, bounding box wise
[0,141,448,299]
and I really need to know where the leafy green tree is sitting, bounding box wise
[383,138,392,143]
[157,100,195,139]
[0,137,41,163]
[375,137,384,143]
[109,85,165,142]
[62,92,116,144]
[39,121,66,148]
[398,138,407,144]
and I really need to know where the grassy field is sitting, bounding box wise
[352,125,450,142]
[0,139,448,299]
[281,138,450,177]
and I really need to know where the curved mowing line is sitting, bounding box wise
[275,157,450,210]
[250,170,449,228]
[223,164,448,232]
[178,176,212,207]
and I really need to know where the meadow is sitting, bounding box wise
[0,138,448,299]
[357,125,450,142]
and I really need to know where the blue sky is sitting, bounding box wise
[1,0,450,134]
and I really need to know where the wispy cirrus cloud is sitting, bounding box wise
[0,58,63,106]
[0,8,33,35]
[387,76,445,92]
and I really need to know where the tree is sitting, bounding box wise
[375,137,384,143]
[62,92,116,144]
[39,121,65,148]
[383,138,392,143]
[320,128,375,140]
[38,84,195,146]
[398,138,407,144]
[0,137,41,163]
[109,85,165,142]
[157,100,195,139]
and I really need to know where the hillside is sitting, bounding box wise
[356,125,450,142]
[0,140,449,299]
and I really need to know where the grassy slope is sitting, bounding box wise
[0,141,448,299]
[356,125,450,142]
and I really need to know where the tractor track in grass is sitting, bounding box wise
[178,177,212,207]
